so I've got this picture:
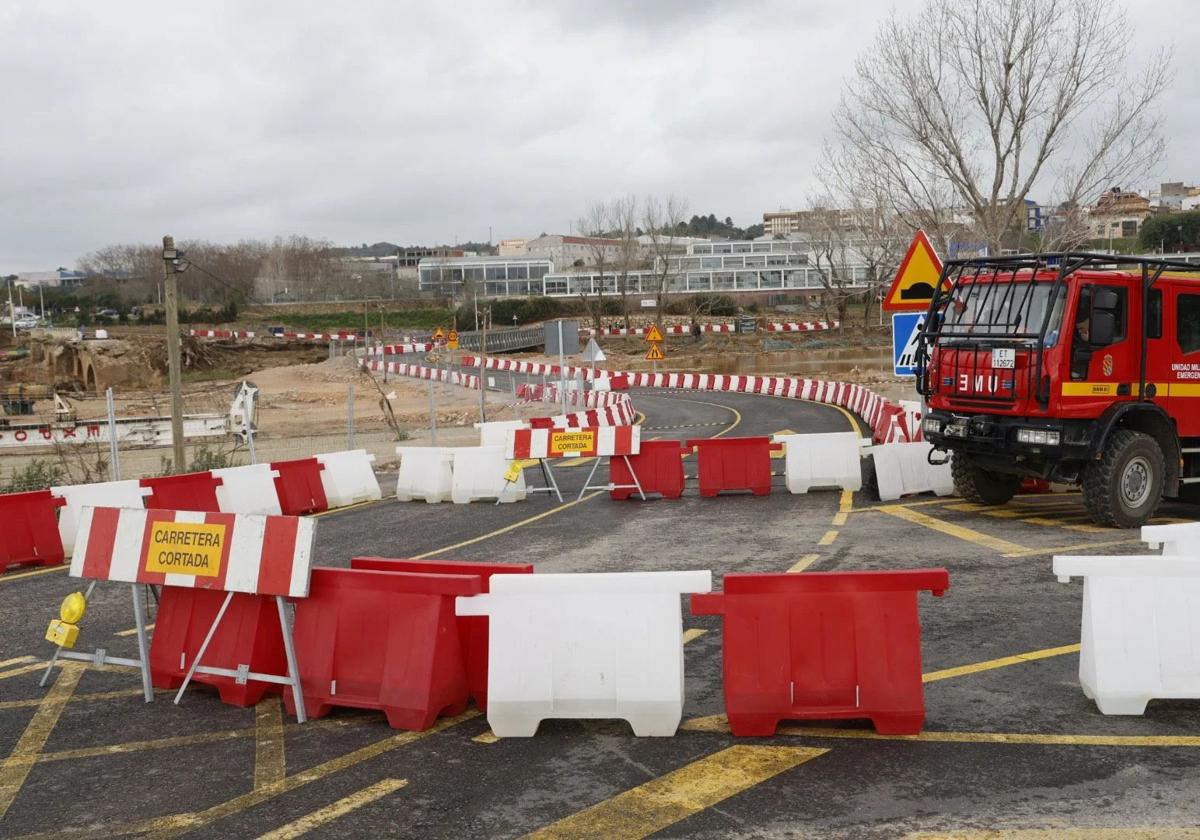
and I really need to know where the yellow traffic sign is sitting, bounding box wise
[883,230,944,312]
[645,324,665,343]
[645,342,665,361]
[447,329,459,350]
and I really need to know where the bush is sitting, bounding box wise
[2,459,66,493]
[693,294,738,316]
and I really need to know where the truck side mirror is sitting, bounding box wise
[1092,288,1120,311]
[1090,310,1116,346]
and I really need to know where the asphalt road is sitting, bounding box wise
[1,386,1198,839]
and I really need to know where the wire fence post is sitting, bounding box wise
[243,386,257,465]
[346,383,355,450]
[429,379,438,445]
[105,387,121,481]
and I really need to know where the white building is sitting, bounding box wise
[524,234,625,267]
[14,269,86,289]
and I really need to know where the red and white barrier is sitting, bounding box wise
[764,321,840,332]
[507,426,640,460]
[71,507,316,597]
[188,329,358,343]
[583,321,838,336]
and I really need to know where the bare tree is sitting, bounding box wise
[574,201,613,333]
[611,194,641,331]
[832,0,1170,255]
[642,194,689,324]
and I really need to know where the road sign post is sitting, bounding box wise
[645,324,665,374]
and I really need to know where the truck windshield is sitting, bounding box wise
[944,280,1063,343]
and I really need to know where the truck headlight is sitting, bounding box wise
[923,418,942,436]
[1017,428,1060,446]
[944,419,969,438]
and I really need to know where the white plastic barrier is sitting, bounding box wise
[51,480,149,553]
[316,449,382,507]
[1141,522,1200,556]
[450,446,527,504]
[395,446,456,503]
[1054,553,1200,715]
[456,570,712,736]
[871,442,955,501]
[773,432,865,494]
[475,420,529,448]
[212,464,282,515]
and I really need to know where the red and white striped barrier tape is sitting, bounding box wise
[507,425,640,459]
[188,330,359,342]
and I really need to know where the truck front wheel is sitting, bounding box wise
[951,453,1020,505]
[1082,429,1164,528]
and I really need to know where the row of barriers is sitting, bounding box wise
[0,450,382,573]
[363,354,923,446]
[583,321,840,336]
[62,523,950,737]
[188,329,360,342]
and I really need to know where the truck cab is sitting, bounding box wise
[917,253,1200,528]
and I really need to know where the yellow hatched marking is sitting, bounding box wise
[923,644,1080,683]
[0,566,68,584]
[0,688,156,711]
[0,663,84,819]
[1003,537,1141,558]
[472,731,501,744]
[832,489,854,526]
[257,778,408,840]
[680,715,1200,747]
[524,745,827,840]
[114,623,155,637]
[788,553,820,573]
[878,505,1026,554]
[909,829,1200,839]
[0,662,60,682]
[818,530,838,546]
[682,628,707,644]
[254,697,286,789]
[0,656,36,669]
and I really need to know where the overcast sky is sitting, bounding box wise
[0,0,1194,271]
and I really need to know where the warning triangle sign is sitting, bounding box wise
[644,324,665,343]
[645,342,665,361]
[582,337,606,362]
[883,230,944,312]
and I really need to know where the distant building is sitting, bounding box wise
[418,255,553,297]
[762,208,881,237]
[1089,187,1154,239]
[525,234,624,267]
[396,247,464,269]
[497,239,529,257]
[1160,182,1200,212]
[13,268,85,289]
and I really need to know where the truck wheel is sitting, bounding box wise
[1081,429,1164,528]
[950,453,1020,505]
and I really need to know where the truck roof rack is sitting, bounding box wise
[943,251,1199,274]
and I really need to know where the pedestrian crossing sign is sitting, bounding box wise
[892,312,926,376]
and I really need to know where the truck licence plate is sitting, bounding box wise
[991,348,1015,369]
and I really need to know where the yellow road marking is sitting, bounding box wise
[0,565,68,584]
[257,778,408,840]
[254,697,286,789]
[679,715,1200,747]
[21,710,480,840]
[524,745,827,840]
[472,730,500,744]
[0,656,36,669]
[115,623,156,637]
[0,688,148,711]
[877,504,1027,554]
[310,499,382,519]
[818,530,839,546]
[923,644,1081,683]
[832,489,853,525]
[0,662,60,682]
[908,828,1200,839]
[0,663,84,819]
[788,553,820,573]
[943,503,1108,534]
[1003,537,1141,558]
[682,628,707,644]
[851,498,955,513]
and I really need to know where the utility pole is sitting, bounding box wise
[163,235,185,473]
[6,278,15,338]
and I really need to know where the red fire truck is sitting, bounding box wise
[916,253,1200,528]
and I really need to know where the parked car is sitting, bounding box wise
[14,316,39,330]
[97,309,120,320]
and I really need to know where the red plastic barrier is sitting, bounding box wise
[692,569,949,736]
[528,416,555,430]
[609,374,630,390]
[283,567,483,729]
[270,457,328,515]
[350,557,533,711]
[150,587,286,706]
[140,471,223,512]
[0,489,67,573]
[610,440,686,500]
[686,437,779,497]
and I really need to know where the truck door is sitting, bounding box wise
[1063,281,1136,412]
[1170,289,1200,437]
